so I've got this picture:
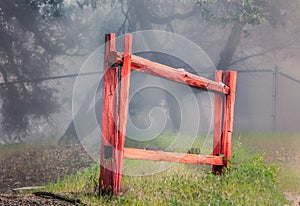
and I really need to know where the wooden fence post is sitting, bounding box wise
[222,71,237,167]
[115,34,132,194]
[99,33,119,195]
[213,70,224,174]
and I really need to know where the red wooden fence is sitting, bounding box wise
[100,33,237,195]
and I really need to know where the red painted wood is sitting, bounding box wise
[99,33,238,195]
[213,70,224,174]
[222,71,237,167]
[114,34,132,195]
[213,70,223,155]
[124,148,224,165]
[99,33,119,194]
[107,51,229,94]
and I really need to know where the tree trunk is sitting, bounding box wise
[131,0,152,30]
[217,22,246,70]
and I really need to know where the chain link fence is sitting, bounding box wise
[234,68,300,133]
[0,74,78,143]
[234,70,274,132]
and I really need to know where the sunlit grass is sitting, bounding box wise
[279,166,300,193]
[236,132,300,194]
[46,164,99,194]
[45,143,290,205]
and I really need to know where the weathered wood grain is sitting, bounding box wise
[124,148,224,165]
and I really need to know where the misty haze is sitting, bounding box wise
[0,0,299,205]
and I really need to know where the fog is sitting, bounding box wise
[1,0,300,145]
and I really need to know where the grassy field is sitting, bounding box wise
[236,132,300,194]
[1,132,299,205]
[44,149,287,205]
[43,132,300,205]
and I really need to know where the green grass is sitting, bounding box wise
[45,144,290,205]
[45,164,99,194]
[236,132,300,193]
[279,166,300,193]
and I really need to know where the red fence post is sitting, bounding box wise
[99,33,119,195]
[222,71,237,167]
[114,34,132,194]
[213,70,224,174]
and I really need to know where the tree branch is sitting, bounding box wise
[117,0,132,35]
[146,6,198,25]
[63,49,89,57]
[230,42,294,66]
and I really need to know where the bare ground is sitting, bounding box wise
[285,192,300,206]
[0,144,93,205]
[0,193,74,205]
[0,145,93,193]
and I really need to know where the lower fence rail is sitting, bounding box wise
[124,148,224,165]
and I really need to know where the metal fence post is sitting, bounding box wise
[272,66,278,133]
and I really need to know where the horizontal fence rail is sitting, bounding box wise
[108,51,229,94]
[123,148,224,165]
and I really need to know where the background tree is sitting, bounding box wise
[0,0,64,139]
[0,0,106,140]
[119,0,299,70]
[59,0,300,144]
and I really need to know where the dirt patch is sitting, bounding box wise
[285,192,300,206]
[0,144,94,193]
[0,193,75,205]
